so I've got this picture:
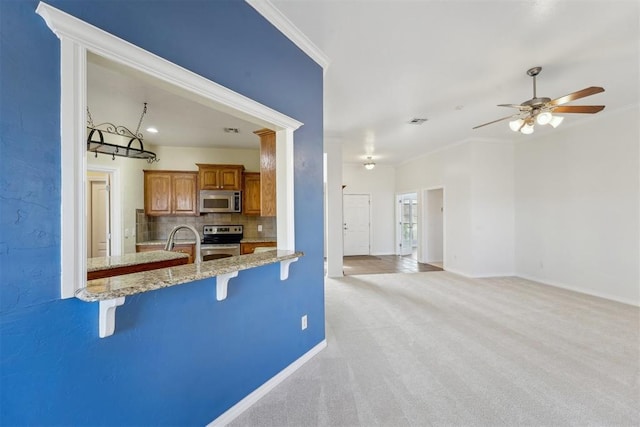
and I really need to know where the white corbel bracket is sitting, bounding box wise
[280,257,299,280]
[216,271,239,301]
[99,297,125,338]
[215,257,299,301]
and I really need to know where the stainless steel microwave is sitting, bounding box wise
[199,190,242,213]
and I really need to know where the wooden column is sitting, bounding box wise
[253,128,277,217]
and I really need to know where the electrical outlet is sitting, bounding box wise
[258,225,263,232]
[301,315,307,330]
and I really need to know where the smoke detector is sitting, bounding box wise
[408,118,428,125]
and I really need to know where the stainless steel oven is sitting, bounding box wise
[200,225,243,262]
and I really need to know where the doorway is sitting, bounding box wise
[397,193,418,259]
[343,194,371,256]
[423,188,444,268]
[86,171,111,258]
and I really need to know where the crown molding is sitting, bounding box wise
[246,0,330,72]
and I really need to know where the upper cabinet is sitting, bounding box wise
[197,164,244,190]
[144,170,198,216]
[253,129,277,217]
[243,172,261,216]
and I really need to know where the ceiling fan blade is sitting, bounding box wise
[497,104,531,109]
[551,105,605,114]
[472,114,518,130]
[548,86,604,106]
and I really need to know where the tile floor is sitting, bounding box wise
[341,255,443,275]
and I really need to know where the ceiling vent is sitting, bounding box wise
[408,118,428,125]
[224,127,240,133]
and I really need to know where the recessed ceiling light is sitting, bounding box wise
[146,127,158,133]
[408,118,428,125]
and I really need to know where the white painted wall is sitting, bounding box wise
[397,143,474,275]
[397,141,516,276]
[343,163,396,255]
[514,106,639,305]
[149,146,260,171]
[470,142,515,276]
[324,139,344,277]
[425,188,443,263]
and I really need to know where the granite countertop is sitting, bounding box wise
[87,251,189,272]
[77,250,304,302]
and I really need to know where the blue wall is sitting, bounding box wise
[0,1,324,425]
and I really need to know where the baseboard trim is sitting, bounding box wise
[440,267,471,277]
[471,272,517,278]
[518,274,639,307]
[207,339,328,426]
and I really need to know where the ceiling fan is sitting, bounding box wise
[473,66,605,134]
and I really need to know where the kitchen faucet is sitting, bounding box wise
[164,224,202,265]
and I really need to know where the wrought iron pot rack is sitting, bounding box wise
[86,103,159,163]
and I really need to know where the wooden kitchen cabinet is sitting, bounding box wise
[241,241,276,255]
[144,170,198,216]
[136,243,196,264]
[196,164,244,190]
[253,129,277,217]
[243,172,261,216]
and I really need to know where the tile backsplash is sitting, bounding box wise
[136,210,276,242]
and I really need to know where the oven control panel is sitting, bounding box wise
[203,225,243,236]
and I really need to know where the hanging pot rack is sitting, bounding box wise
[86,102,159,163]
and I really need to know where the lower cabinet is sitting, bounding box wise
[240,241,276,255]
[136,244,196,264]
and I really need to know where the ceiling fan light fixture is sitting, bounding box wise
[549,115,564,128]
[364,156,376,170]
[536,111,553,125]
[521,123,535,135]
[509,119,524,132]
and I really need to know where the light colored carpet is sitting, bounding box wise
[229,272,640,426]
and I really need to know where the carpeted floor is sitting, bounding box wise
[229,272,640,426]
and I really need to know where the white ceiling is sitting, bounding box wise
[87,53,263,150]
[86,2,639,166]
[271,0,639,166]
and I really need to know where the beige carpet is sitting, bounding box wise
[229,272,640,426]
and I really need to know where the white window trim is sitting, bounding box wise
[36,2,302,299]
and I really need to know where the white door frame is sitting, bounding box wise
[87,165,121,257]
[396,192,419,256]
[37,3,302,298]
[421,186,445,267]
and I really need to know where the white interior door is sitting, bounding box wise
[343,194,370,256]
[88,176,110,258]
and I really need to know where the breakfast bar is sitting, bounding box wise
[78,250,303,337]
